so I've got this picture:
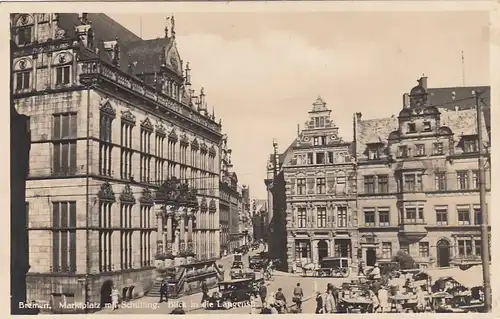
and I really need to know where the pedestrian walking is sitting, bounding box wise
[259,281,268,305]
[110,286,120,310]
[377,285,389,312]
[324,290,336,313]
[358,260,365,276]
[292,260,297,274]
[315,292,324,314]
[293,282,304,312]
[200,280,209,304]
[159,280,169,303]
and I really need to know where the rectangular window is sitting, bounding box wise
[464,139,478,153]
[407,123,416,133]
[327,151,334,164]
[368,148,379,160]
[297,178,306,195]
[120,122,133,180]
[435,172,446,191]
[297,208,307,228]
[403,205,424,224]
[307,153,314,164]
[457,206,471,225]
[473,205,482,225]
[457,171,469,190]
[419,242,429,257]
[398,145,408,158]
[471,171,479,189]
[316,207,327,228]
[98,202,113,272]
[313,137,320,146]
[416,144,425,156]
[423,121,431,132]
[140,128,152,183]
[16,71,30,90]
[364,209,375,227]
[379,209,390,226]
[99,113,113,176]
[377,175,389,193]
[432,142,444,155]
[435,206,448,225]
[458,239,473,257]
[53,114,77,176]
[17,26,32,45]
[364,175,375,194]
[316,152,325,164]
[474,240,481,256]
[52,201,77,273]
[403,173,417,192]
[337,206,348,228]
[316,178,326,194]
[55,66,71,85]
[381,242,392,259]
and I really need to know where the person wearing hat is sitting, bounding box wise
[370,263,381,280]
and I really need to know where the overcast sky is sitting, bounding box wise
[110,11,489,199]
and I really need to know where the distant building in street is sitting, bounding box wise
[353,76,491,269]
[282,97,357,271]
[251,199,268,242]
[12,13,223,309]
[219,134,241,254]
[239,185,252,246]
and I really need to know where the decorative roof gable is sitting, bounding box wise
[209,198,217,213]
[168,128,178,142]
[200,141,208,153]
[200,197,208,212]
[100,99,116,118]
[141,117,154,131]
[121,108,136,125]
[209,145,217,157]
[140,188,154,205]
[191,138,199,151]
[180,133,189,146]
[155,121,166,136]
[120,184,136,204]
[98,182,116,202]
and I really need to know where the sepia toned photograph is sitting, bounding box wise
[9,3,494,315]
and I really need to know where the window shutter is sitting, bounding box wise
[69,231,76,272]
[69,114,77,138]
[61,231,68,272]
[61,143,69,174]
[69,202,76,228]
[69,142,77,174]
[60,202,68,228]
[53,115,61,139]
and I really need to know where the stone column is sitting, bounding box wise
[187,209,194,253]
[166,212,173,253]
[179,208,186,253]
[156,207,164,254]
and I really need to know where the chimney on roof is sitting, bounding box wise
[297,124,300,137]
[103,37,120,67]
[419,74,428,89]
[74,20,93,51]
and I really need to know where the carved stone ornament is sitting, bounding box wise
[180,133,189,146]
[191,138,199,151]
[307,231,314,238]
[168,129,178,142]
[328,231,335,239]
[120,184,136,203]
[156,121,166,135]
[290,230,297,238]
[100,99,116,118]
[156,176,199,208]
[98,182,116,202]
[140,188,154,205]
[200,141,208,152]
[209,199,217,213]
[141,117,154,131]
[121,109,136,125]
[200,197,208,212]
[19,60,27,70]
[165,242,173,254]
[209,145,217,157]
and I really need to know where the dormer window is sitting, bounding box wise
[464,138,478,153]
[398,145,408,158]
[407,123,416,133]
[368,148,379,160]
[423,121,431,132]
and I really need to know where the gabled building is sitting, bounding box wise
[11,13,223,310]
[282,97,357,271]
[354,76,491,269]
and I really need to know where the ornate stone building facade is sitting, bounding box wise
[354,76,491,269]
[12,13,222,310]
[283,97,357,270]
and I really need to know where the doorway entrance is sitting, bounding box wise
[366,248,377,266]
[100,280,113,308]
[317,240,329,261]
[437,239,451,267]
